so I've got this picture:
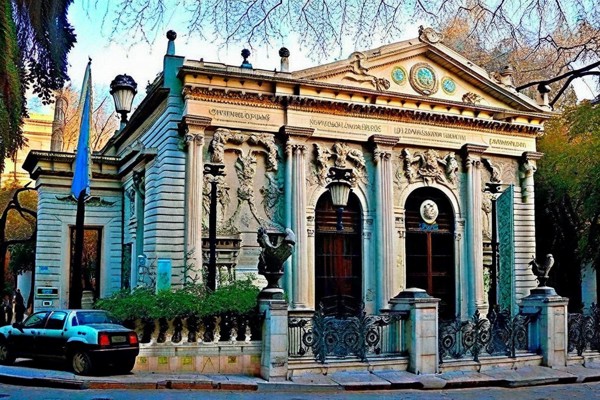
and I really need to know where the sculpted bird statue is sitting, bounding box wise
[529,254,554,287]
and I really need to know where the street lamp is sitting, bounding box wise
[204,163,226,291]
[484,182,502,310]
[327,167,354,231]
[110,74,138,129]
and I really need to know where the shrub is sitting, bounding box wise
[95,277,260,321]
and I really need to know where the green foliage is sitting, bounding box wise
[8,242,35,275]
[95,278,260,322]
[535,101,600,307]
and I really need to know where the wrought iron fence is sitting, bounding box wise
[438,308,533,363]
[568,304,600,356]
[288,304,405,363]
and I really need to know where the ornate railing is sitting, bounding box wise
[288,304,405,363]
[439,309,533,363]
[125,312,263,345]
[568,304,600,356]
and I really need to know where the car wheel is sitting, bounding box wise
[71,350,94,375]
[115,357,136,374]
[0,342,15,365]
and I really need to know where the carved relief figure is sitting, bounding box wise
[482,158,502,183]
[202,174,231,232]
[402,148,457,185]
[260,174,284,227]
[313,142,366,186]
[343,52,391,92]
[482,192,493,240]
[229,150,264,229]
[248,133,278,172]
[462,92,483,104]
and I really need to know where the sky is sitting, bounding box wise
[28,2,596,115]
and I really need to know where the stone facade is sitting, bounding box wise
[23,28,556,376]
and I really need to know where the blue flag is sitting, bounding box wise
[71,60,93,198]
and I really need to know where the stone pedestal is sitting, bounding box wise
[389,288,440,374]
[259,299,288,381]
[520,287,568,368]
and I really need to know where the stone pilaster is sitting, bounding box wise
[292,144,309,309]
[259,299,289,381]
[461,144,488,316]
[389,288,440,374]
[371,135,398,309]
[280,126,313,310]
[520,151,543,203]
[179,116,211,283]
[520,288,568,368]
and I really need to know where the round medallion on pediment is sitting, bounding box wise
[391,66,407,85]
[442,77,456,95]
[409,63,438,95]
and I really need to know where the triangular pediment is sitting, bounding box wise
[293,31,545,113]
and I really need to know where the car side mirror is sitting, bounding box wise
[12,322,23,332]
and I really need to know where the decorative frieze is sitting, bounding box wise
[401,148,459,185]
[313,142,366,187]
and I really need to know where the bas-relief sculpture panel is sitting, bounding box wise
[203,128,285,254]
[393,147,462,207]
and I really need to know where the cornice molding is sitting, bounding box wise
[279,125,314,138]
[183,86,545,137]
[369,134,398,147]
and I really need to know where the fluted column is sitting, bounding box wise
[280,126,314,310]
[180,116,211,284]
[291,144,309,309]
[371,135,398,310]
[462,144,488,316]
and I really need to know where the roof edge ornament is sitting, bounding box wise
[418,26,444,44]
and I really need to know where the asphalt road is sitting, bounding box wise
[1,381,600,400]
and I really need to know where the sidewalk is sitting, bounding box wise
[2,362,600,391]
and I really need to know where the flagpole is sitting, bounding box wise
[69,189,86,309]
[69,59,93,309]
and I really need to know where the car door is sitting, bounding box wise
[36,311,68,358]
[11,311,50,356]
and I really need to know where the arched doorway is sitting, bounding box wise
[405,187,455,318]
[315,191,362,315]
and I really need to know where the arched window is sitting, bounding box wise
[315,191,362,315]
[405,187,455,318]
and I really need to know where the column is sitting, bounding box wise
[389,288,440,374]
[461,144,488,316]
[520,287,568,367]
[371,135,398,309]
[179,116,211,284]
[292,144,309,309]
[259,299,289,381]
[281,126,314,310]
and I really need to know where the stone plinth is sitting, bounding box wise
[389,288,440,374]
[520,287,568,368]
[259,299,289,381]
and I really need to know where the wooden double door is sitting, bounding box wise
[405,188,455,318]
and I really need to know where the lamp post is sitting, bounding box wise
[110,74,138,130]
[327,167,354,231]
[204,163,225,291]
[484,182,502,310]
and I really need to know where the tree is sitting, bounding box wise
[57,86,118,153]
[535,101,600,309]
[103,0,600,70]
[0,0,76,173]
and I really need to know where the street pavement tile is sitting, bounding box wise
[438,370,503,388]
[484,366,577,387]
[329,371,392,389]
[555,365,600,383]
[372,370,423,388]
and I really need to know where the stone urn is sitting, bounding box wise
[256,227,295,300]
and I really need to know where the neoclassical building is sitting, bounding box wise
[25,27,550,320]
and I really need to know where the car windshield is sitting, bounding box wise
[75,311,120,325]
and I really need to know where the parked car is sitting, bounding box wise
[0,309,139,375]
